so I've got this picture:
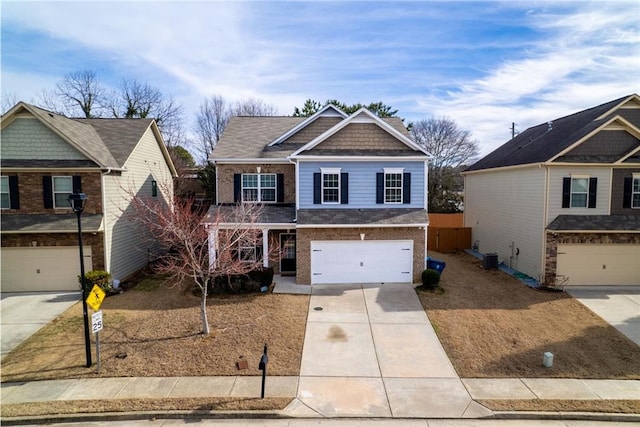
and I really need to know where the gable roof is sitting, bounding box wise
[268,104,348,146]
[210,112,413,160]
[1,102,176,175]
[466,94,640,172]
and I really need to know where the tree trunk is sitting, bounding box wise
[200,280,210,335]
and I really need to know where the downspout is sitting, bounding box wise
[288,156,298,222]
[101,168,113,276]
[541,163,550,283]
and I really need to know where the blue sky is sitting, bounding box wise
[2,1,639,156]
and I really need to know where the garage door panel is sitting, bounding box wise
[557,244,640,286]
[311,240,413,284]
[1,247,92,292]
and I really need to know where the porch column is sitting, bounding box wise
[208,228,218,269]
[262,228,269,267]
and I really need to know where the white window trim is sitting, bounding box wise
[321,168,341,204]
[632,173,640,209]
[241,173,277,203]
[384,170,403,204]
[53,176,73,209]
[239,244,257,263]
[0,176,9,210]
[569,175,589,208]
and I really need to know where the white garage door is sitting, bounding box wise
[310,240,413,284]
[557,244,640,286]
[1,246,92,292]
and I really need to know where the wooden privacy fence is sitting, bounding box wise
[427,226,472,252]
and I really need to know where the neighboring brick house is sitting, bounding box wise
[1,102,177,292]
[463,94,640,286]
[205,105,430,285]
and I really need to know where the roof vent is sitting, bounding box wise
[547,121,553,131]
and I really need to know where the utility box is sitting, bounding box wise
[483,253,498,270]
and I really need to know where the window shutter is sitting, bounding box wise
[43,176,53,209]
[233,174,241,203]
[376,172,384,204]
[277,174,285,203]
[588,177,597,209]
[340,173,348,204]
[313,173,321,204]
[623,177,632,209]
[9,176,19,209]
[72,175,82,193]
[403,172,411,204]
[562,177,571,208]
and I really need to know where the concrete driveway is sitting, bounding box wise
[565,286,640,346]
[1,291,80,359]
[291,283,489,418]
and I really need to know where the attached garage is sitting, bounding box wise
[557,244,640,286]
[310,240,413,284]
[1,246,92,292]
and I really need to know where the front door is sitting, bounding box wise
[280,233,296,275]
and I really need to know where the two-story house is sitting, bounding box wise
[1,102,177,292]
[205,105,430,285]
[463,94,640,286]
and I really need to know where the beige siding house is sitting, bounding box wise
[464,94,640,287]
[1,102,177,292]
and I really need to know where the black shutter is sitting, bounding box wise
[376,172,384,204]
[313,173,321,204]
[276,174,285,203]
[72,175,82,193]
[8,176,19,209]
[562,177,571,208]
[233,174,241,203]
[588,177,597,209]
[623,177,632,209]
[403,172,411,204]
[340,173,348,204]
[43,176,53,209]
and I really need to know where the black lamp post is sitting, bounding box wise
[69,192,92,368]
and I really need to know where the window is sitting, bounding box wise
[239,244,257,263]
[53,176,73,209]
[384,170,403,204]
[152,180,158,197]
[242,174,276,202]
[570,177,589,208]
[0,176,9,209]
[633,177,640,209]
[322,172,340,204]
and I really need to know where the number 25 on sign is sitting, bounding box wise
[86,284,106,311]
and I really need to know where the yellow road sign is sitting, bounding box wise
[86,285,106,311]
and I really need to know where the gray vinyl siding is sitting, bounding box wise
[103,126,173,281]
[464,166,546,279]
[298,161,425,208]
[1,118,88,160]
[547,166,611,221]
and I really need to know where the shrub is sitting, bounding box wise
[210,267,275,294]
[421,269,440,289]
[80,270,112,293]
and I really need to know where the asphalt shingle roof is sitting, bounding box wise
[297,208,428,226]
[1,214,104,233]
[211,116,411,160]
[204,205,297,225]
[466,95,635,171]
[547,215,640,231]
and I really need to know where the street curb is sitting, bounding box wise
[3,410,640,425]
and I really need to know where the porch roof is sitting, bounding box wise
[204,205,297,226]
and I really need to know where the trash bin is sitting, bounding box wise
[426,257,446,274]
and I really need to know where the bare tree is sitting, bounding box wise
[411,117,479,212]
[1,91,20,114]
[126,186,277,334]
[57,70,106,118]
[195,96,230,162]
[231,97,279,116]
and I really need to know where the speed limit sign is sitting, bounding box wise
[92,311,103,333]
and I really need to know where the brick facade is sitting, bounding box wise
[216,163,295,204]
[544,232,640,284]
[313,123,411,152]
[611,168,640,215]
[1,232,105,271]
[1,171,103,214]
[296,227,425,284]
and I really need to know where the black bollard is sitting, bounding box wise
[258,344,268,399]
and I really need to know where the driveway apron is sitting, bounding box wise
[295,283,479,418]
